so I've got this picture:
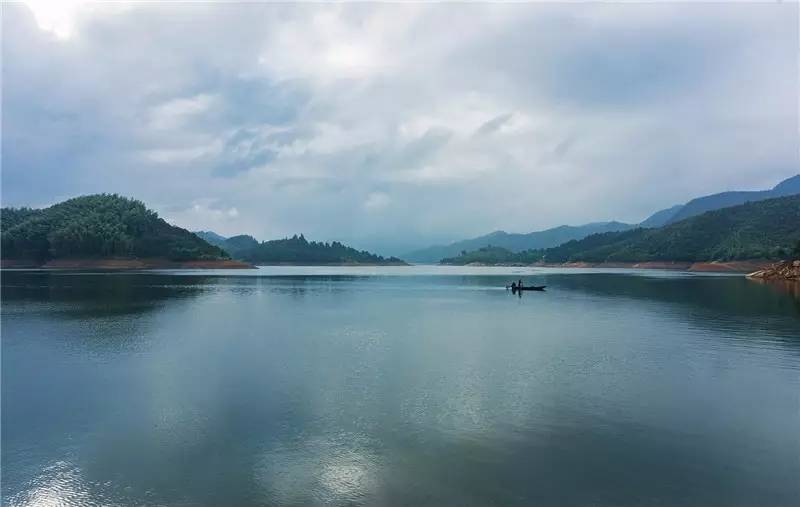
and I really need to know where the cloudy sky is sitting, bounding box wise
[2,1,798,254]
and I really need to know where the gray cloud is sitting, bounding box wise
[475,114,514,137]
[2,2,797,254]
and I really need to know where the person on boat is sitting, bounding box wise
[518,279,523,289]
[510,281,517,290]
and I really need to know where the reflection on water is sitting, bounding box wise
[2,268,799,506]
[255,434,380,505]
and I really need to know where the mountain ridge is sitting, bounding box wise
[664,174,800,224]
[441,194,800,265]
[193,230,228,247]
[403,221,635,263]
[407,174,800,262]
[201,232,406,265]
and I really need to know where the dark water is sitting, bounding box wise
[2,267,799,506]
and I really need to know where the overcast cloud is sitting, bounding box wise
[2,2,798,254]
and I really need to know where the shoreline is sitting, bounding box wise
[443,260,773,273]
[251,262,409,267]
[1,258,779,274]
[0,258,409,270]
[746,260,800,282]
[1,258,256,270]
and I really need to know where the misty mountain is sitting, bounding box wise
[403,221,635,263]
[218,235,260,257]
[412,174,800,263]
[193,230,228,248]
[542,194,800,263]
[639,204,684,228]
[641,174,800,227]
[442,194,800,265]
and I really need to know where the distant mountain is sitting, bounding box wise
[214,233,406,265]
[2,194,228,263]
[193,230,228,247]
[773,174,800,194]
[547,194,800,262]
[221,234,260,256]
[442,194,800,265]
[639,204,683,228]
[411,175,800,260]
[640,174,800,228]
[439,245,520,265]
[403,221,635,263]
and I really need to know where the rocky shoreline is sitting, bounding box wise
[746,260,800,281]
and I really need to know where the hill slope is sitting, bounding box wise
[639,204,683,228]
[193,230,228,248]
[546,194,800,263]
[639,174,800,227]
[414,174,800,256]
[404,221,634,263]
[2,194,229,263]
[443,195,800,264]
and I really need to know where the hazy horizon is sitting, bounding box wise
[2,2,798,255]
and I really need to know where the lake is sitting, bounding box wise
[2,266,799,506]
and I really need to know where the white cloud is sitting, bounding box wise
[161,200,243,237]
[22,0,83,39]
[147,94,218,131]
[141,140,223,165]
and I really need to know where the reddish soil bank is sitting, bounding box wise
[1,258,255,270]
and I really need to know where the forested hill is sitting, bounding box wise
[413,174,800,260]
[640,173,800,227]
[1,194,228,262]
[217,233,407,265]
[664,174,800,225]
[442,194,800,264]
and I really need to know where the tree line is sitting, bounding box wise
[220,233,406,264]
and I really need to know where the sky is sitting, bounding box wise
[2,1,798,255]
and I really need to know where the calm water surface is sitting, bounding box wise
[2,266,799,506]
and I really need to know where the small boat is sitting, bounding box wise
[508,285,546,291]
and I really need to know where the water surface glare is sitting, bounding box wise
[2,267,799,506]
